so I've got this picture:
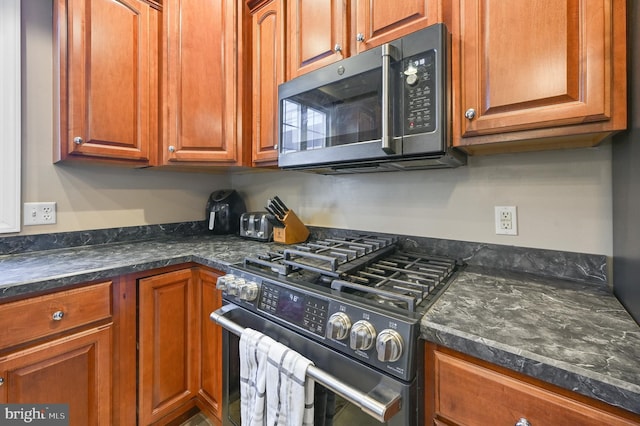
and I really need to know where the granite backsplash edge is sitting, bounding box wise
[0,222,607,287]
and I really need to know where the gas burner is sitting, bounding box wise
[368,293,411,310]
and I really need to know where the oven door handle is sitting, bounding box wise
[210,304,402,423]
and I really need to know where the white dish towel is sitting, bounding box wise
[239,327,315,426]
[266,340,315,426]
[240,328,276,426]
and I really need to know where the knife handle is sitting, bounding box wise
[273,196,289,213]
[268,200,286,218]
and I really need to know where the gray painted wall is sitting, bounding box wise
[612,0,640,323]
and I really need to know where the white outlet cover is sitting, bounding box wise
[495,206,517,235]
[23,202,57,226]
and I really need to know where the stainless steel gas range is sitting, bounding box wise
[211,235,460,425]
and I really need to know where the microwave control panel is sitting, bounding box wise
[402,50,437,134]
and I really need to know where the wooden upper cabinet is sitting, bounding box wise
[453,0,627,154]
[54,0,158,164]
[162,0,244,165]
[354,0,441,54]
[286,0,442,79]
[287,0,349,78]
[250,0,285,165]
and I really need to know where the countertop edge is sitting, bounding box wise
[0,255,235,299]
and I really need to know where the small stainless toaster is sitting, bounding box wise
[239,212,274,241]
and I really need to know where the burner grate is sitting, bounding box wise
[336,252,458,312]
[241,236,458,314]
[244,250,288,275]
[245,235,397,277]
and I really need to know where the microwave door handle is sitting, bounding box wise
[381,43,397,154]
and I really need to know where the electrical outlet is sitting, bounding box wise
[24,202,57,226]
[495,206,517,235]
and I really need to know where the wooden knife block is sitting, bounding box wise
[273,210,309,244]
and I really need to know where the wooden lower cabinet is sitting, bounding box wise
[0,266,223,426]
[139,269,199,425]
[0,325,113,425]
[425,343,640,426]
[0,281,113,426]
[197,269,224,419]
[137,266,223,425]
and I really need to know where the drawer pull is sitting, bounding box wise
[515,418,531,426]
[52,311,65,321]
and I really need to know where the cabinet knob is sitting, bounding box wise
[168,145,176,153]
[52,311,64,321]
[334,43,342,53]
[73,136,83,145]
[0,377,4,386]
[464,108,476,120]
[356,33,365,42]
[515,418,531,426]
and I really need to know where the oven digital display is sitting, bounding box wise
[277,289,306,322]
[258,283,328,336]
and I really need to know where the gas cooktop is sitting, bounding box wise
[240,235,459,315]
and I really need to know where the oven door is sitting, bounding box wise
[212,303,420,426]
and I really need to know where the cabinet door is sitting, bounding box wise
[197,269,223,419]
[287,0,348,78]
[425,343,640,426]
[251,0,284,165]
[456,0,626,148]
[354,0,440,53]
[0,326,112,426]
[138,269,199,425]
[54,0,155,163]
[163,0,240,164]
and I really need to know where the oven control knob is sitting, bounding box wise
[216,274,234,291]
[376,329,404,362]
[227,278,244,296]
[350,320,377,351]
[326,313,351,340]
[238,281,259,301]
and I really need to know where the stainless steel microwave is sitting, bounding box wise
[277,23,465,174]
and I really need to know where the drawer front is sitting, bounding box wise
[0,281,112,350]
[434,351,637,426]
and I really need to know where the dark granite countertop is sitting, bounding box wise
[0,235,278,299]
[1,231,639,417]
[421,266,640,416]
